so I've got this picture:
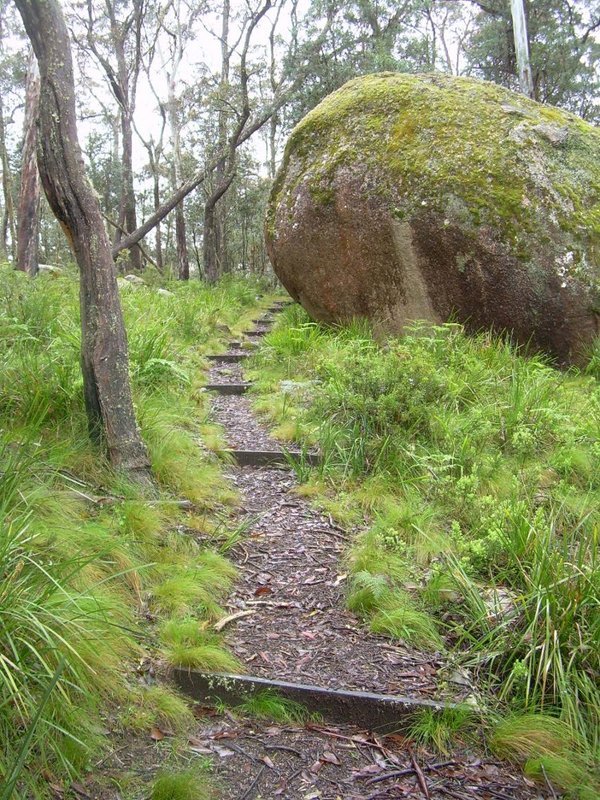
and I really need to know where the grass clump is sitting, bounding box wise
[160,618,241,671]
[151,769,217,800]
[492,715,599,797]
[409,707,477,754]
[236,690,319,724]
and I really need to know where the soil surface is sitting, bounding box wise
[207,326,450,699]
[90,711,546,800]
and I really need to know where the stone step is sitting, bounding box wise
[204,383,252,395]
[174,670,455,732]
[222,449,321,468]
[206,353,250,363]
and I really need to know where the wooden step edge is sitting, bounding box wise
[221,449,321,467]
[206,353,250,362]
[245,329,269,337]
[204,383,252,395]
[173,669,457,732]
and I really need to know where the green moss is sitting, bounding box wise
[267,72,600,289]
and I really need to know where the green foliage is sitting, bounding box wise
[236,690,319,724]
[408,707,477,754]
[492,714,599,796]
[250,308,600,790]
[151,770,216,800]
[0,266,264,796]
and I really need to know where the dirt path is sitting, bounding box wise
[208,334,447,699]
[197,306,549,799]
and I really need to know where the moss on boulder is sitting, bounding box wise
[266,73,600,364]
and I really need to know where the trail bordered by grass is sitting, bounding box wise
[247,306,600,798]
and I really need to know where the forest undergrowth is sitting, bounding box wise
[248,305,600,799]
[0,265,269,799]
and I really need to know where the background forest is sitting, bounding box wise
[0,0,598,281]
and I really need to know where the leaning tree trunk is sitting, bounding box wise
[16,51,41,276]
[14,0,152,482]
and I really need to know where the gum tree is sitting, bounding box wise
[14,0,152,483]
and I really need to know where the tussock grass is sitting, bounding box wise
[409,707,477,754]
[250,307,600,796]
[236,689,319,723]
[0,266,266,796]
[151,769,217,800]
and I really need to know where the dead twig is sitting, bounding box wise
[410,749,430,799]
[305,725,390,756]
[259,741,303,757]
[238,764,266,800]
[365,761,456,786]
[214,609,256,632]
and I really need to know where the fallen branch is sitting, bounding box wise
[365,760,456,786]
[410,749,430,798]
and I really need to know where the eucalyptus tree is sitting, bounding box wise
[464,0,600,119]
[14,0,152,482]
[74,0,148,270]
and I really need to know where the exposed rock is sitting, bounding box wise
[266,73,600,365]
[123,273,146,286]
[157,288,174,297]
[38,264,63,276]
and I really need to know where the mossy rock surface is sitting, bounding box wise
[265,72,600,364]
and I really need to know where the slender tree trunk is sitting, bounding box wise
[0,11,15,263]
[118,111,142,270]
[510,0,534,98]
[152,165,163,272]
[15,0,152,482]
[203,0,231,281]
[16,51,41,276]
[167,83,189,280]
[0,91,15,262]
[203,200,218,284]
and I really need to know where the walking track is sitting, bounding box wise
[182,300,550,800]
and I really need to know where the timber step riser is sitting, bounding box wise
[174,670,456,732]
[204,384,252,395]
[222,449,321,468]
[207,354,250,363]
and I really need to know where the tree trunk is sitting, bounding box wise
[14,0,152,482]
[203,0,231,281]
[117,110,143,270]
[152,166,163,272]
[16,51,41,276]
[510,0,534,98]
[0,91,15,262]
[203,199,218,284]
[167,83,189,280]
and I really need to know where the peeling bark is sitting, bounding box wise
[14,0,152,482]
